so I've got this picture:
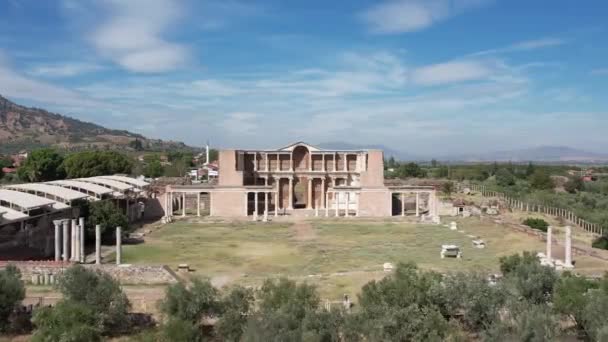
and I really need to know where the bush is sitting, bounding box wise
[57,265,131,333]
[32,300,102,342]
[592,235,608,250]
[523,218,549,232]
[0,265,25,333]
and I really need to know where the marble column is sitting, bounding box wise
[325,192,329,217]
[307,178,313,209]
[355,192,360,216]
[79,217,85,263]
[253,192,258,221]
[546,226,552,262]
[343,153,348,171]
[415,193,420,217]
[263,192,269,222]
[254,153,258,171]
[401,193,405,216]
[275,192,279,217]
[62,220,69,261]
[345,192,350,217]
[182,193,186,217]
[54,222,61,262]
[276,154,280,172]
[333,153,337,172]
[197,192,201,217]
[565,226,573,267]
[321,178,326,209]
[71,219,77,262]
[95,224,101,265]
[265,153,269,171]
[335,193,339,217]
[116,227,122,265]
[322,154,326,172]
[288,177,294,210]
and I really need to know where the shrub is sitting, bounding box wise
[0,265,25,333]
[592,235,608,250]
[523,218,549,232]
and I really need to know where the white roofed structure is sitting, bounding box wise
[0,189,59,212]
[77,177,134,193]
[47,180,113,199]
[99,175,149,189]
[0,206,29,222]
[5,183,90,204]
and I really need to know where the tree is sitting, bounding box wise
[387,156,397,169]
[56,265,131,332]
[62,150,133,178]
[0,156,12,169]
[500,252,557,304]
[396,162,426,178]
[86,200,129,239]
[496,168,516,187]
[529,170,554,190]
[564,177,584,194]
[160,278,221,323]
[484,302,559,342]
[216,286,254,341]
[17,148,65,182]
[31,300,102,342]
[0,265,25,332]
[441,181,455,198]
[144,160,163,178]
[129,139,144,151]
[525,162,536,177]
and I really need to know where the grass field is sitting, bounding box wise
[117,215,608,299]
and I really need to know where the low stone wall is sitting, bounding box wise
[1,261,179,285]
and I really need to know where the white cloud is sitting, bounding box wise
[591,68,608,75]
[217,112,260,135]
[26,62,104,77]
[361,0,490,34]
[411,60,494,85]
[470,37,565,56]
[89,0,189,73]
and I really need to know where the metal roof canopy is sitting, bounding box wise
[47,180,113,197]
[98,175,149,188]
[6,183,90,202]
[77,177,133,192]
[0,205,29,221]
[0,189,58,211]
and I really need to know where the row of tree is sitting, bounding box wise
[15,149,133,183]
[4,252,606,341]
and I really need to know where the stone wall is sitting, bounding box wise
[2,261,179,285]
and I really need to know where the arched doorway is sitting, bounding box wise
[292,145,310,171]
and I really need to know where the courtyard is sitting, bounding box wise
[118,217,608,300]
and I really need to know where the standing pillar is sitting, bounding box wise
[333,153,337,172]
[276,154,280,172]
[253,192,258,221]
[307,178,313,209]
[415,193,420,217]
[355,192,360,216]
[546,226,553,262]
[79,217,85,263]
[169,192,174,216]
[116,227,122,265]
[322,154,326,172]
[321,178,326,209]
[289,153,293,171]
[95,225,101,265]
[265,153,269,171]
[325,193,330,217]
[182,193,186,217]
[197,192,201,217]
[565,226,573,267]
[62,220,69,261]
[345,192,350,217]
[254,153,257,171]
[71,219,78,262]
[263,192,269,222]
[288,177,294,210]
[335,193,339,217]
[275,192,279,217]
[401,193,405,216]
[343,153,348,171]
[54,222,61,262]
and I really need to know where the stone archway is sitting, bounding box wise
[292,145,310,171]
[293,177,307,209]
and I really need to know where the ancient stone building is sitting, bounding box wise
[164,142,439,219]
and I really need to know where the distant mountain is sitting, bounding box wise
[446,146,608,163]
[0,94,191,154]
[317,141,421,160]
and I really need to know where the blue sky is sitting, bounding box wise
[1,0,607,154]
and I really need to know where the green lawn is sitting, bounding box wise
[121,216,578,299]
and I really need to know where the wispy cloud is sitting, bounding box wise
[361,0,491,34]
[26,62,104,78]
[411,60,495,85]
[87,0,189,73]
[591,68,608,76]
[470,37,566,56]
